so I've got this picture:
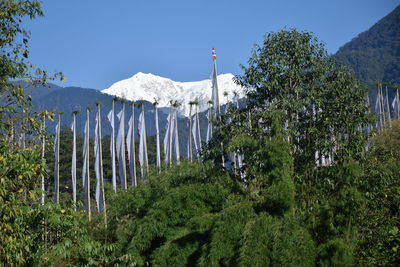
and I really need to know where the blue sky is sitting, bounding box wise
[25,0,399,90]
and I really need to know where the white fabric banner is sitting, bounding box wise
[70,116,77,210]
[107,108,117,191]
[155,107,161,169]
[116,105,127,189]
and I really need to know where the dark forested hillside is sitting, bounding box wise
[22,82,235,156]
[23,83,198,155]
[333,5,400,91]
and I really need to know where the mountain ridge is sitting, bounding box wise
[333,5,400,92]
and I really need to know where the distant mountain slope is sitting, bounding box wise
[333,5,400,90]
[23,83,213,156]
[102,72,244,116]
[28,84,163,136]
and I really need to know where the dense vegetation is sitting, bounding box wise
[333,5,400,93]
[1,1,399,266]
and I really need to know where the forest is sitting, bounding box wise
[1,1,399,266]
[333,5,400,93]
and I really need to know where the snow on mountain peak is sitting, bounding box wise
[102,72,245,116]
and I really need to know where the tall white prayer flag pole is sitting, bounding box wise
[191,102,200,160]
[126,102,137,186]
[173,104,180,164]
[154,100,161,172]
[82,107,91,220]
[40,112,46,205]
[224,91,235,167]
[53,113,61,204]
[169,104,174,165]
[385,84,392,127]
[379,83,386,127]
[206,101,213,143]
[234,92,245,180]
[116,101,128,190]
[94,102,107,225]
[211,47,220,119]
[144,104,149,171]
[138,102,148,178]
[396,86,400,120]
[211,48,226,168]
[232,91,239,172]
[375,86,383,130]
[164,111,171,166]
[71,111,78,211]
[107,99,117,192]
[188,102,194,162]
[195,101,202,154]
[224,91,229,114]
[393,86,400,120]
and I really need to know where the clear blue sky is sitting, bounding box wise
[24,0,399,90]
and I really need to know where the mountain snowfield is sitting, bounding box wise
[101,72,245,116]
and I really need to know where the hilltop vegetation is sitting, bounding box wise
[334,5,400,91]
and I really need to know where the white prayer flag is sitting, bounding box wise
[116,104,127,189]
[206,109,212,143]
[126,113,137,186]
[71,115,77,210]
[94,111,105,213]
[82,115,88,188]
[173,109,180,163]
[211,48,220,119]
[107,106,117,192]
[155,106,161,170]
[384,89,392,126]
[53,119,60,203]
[192,114,198,153]
[392,92,399,119]
[375,90,381,113]
[82,110,90,216]
[138,110,147,178]
[164,113,171,164]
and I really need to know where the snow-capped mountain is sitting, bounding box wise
[101,72,245,116]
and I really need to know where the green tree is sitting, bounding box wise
[0,0,63,135]
[236,29,372,170]
[0,2,101,266]
[355,120,400,266]
[211,29,371,266]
